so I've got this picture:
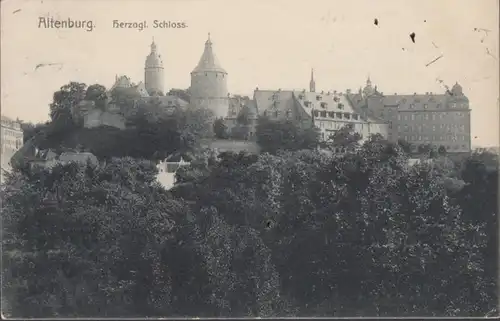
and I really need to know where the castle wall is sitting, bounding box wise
[190,72,229,118]
[83,109,126,130]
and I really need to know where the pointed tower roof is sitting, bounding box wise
[309,68,316,92]
[192,33,226,74]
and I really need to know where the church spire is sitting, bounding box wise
[309,68,316,92]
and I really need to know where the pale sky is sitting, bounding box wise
[1,0,499,146]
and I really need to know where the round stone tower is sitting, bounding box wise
[144,38,164,96]
[190,33,229,119]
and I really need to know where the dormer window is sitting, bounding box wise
[313,110,319,117]
[304,101,310,107]
[353,114,359,120]
[344,113,350,119]
[338,103,344,109]
[329,112,335,118]
[298,94,304,100]
[409,103,415,109]
[316,95,321,101]
[333,96,340,102]
[320,102,327,108]
[336,112,342,118]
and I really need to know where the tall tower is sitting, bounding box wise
[190,33,229,119]
[144,38,165,96]
[309,68,316,92]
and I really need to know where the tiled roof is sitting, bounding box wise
[382,94,449,110]
[192,36,226,74]
[348,91,469,112]
[253,90,297,117]
[294,90,356,115]
[134,82,150,97]
[294,90,385,124]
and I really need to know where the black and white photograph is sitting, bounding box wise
[1,0,499,318]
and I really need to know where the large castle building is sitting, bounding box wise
[347,77,472,153]
[72,34,471,154]
[225,70,472,153]
[225,70,389,145]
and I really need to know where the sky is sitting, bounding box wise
[1,0,499,147]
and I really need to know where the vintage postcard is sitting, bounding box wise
[1,0,498,318]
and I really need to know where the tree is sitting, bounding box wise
[84,84,108,109]
[168,88,191,103]
[1,159,178,317]
[397,139,412,154]
[255,117,319,154]
[49,82,87,132]
[230,125,250,140]
[21,122,49,144]
[328,124,362,152]
[213,118,228,139]
[236,106,251,126]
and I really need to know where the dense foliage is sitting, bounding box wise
[255,116,320,154]
[21,82,214,162]
[3,82,498,318]
[3,141,497,317]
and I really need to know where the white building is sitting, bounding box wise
[1,115,24,181]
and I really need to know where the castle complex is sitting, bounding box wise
[76,33,471,153]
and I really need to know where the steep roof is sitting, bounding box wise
[253,90,296,117]
[191,34,226,74]
[294,90,357,115]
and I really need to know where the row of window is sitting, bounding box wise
[304,101,345,110]
[399,123,467,132]
[1,121,21,130]
[405,102,467,109]
[398,112,466,121]
[263,109,293,119]
[401,135,468,142]
[317,121,364,130]
[298,94,342,102]
[1,129,23,138]
[313,110,359,120]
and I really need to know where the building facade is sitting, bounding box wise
[190,33,229,119]
[224,75,389,144]
[348,78,472,153]
[1,115,23,154]
[1,115,24,181]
